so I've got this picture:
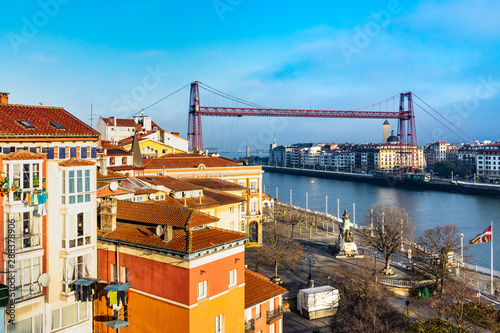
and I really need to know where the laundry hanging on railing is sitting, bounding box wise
[74,278,99,302]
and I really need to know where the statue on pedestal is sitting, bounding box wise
[335,210,358,256]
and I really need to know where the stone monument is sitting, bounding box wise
[335,210,358,256]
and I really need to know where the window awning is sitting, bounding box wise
[105,283,133,291]
[74,278,98,286]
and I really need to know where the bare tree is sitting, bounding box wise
[257,220,303,283]
[411,269,478,332]
[329,261,403,333]
[362,203,415,275]
[414,224,464,293]
[274,204,303,238]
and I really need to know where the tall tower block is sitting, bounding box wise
[382,119,390,143]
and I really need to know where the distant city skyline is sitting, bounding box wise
[1,1,499,150]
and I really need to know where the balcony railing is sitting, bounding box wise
[266,306,283,323]
[250,188,259,194]
[244,319,255,333]
[246,211,261,217]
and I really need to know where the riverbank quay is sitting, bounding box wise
[263,166,500,197]
[246,219,500,332]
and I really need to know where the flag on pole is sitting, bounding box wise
[469,225,492,245]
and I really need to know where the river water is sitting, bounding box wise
[263,171,500,269]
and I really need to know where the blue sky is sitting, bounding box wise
[1,0,499,150]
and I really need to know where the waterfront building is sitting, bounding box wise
[476,143,500,179]
[353,143,424,173]
[318,150,355,170]
[0,93,100,332]
[423,141,457,169]
[96,198,248,333]
[244,269,286,333]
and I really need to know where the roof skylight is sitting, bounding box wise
[18,120,35,129]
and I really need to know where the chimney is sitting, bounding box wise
[100,197,117,232]
[110,116,116,126]
[99,155,108,176]
[0,92,9,104]
[163,225,173,243]
[198,191,202,204]
[172,132,179,137]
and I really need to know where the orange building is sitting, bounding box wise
[141,153,264,244]
[95,199,248,332]
[244,269,286,333]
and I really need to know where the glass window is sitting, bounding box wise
[197,281,207,300]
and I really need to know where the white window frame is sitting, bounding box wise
[51,302,88,331]
[215,314,224,333]
[61,211,92,250]
[250,180,257,192]
[8,160,43,202]
[6,211,42,252]
[8,255,43,301]
[228,269,237,287]
[6,314,43,333]
[197,280,207,300]
[61,253,93,293]
[61,167,93,205]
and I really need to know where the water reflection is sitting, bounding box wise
[264,172,500,268]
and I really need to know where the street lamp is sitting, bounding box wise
[400,219,404,252]
[460,233,464,265]
[325,196,328,215]
[337,199,340,220]
[305,252,316,282]
[276,187,278,200]
[306,192,308,210]
[370,209,374,238]
[353,203,356,227]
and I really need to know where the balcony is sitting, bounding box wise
[249,188,259,194]
[244,319,255,333]
[246,211,261,217]
[266,306,283,324]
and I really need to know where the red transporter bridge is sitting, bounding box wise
[187,81,419,171]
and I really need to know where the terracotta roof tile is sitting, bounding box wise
[202,188,245,205]
[184,178,247,191]
[1,150,45,160]
[144,195,220,209]
[138,176,203,191]
[0,104,99,138]
[119,179,155,195]
[58,158,95,167]
[143,155,242,170]
[116,200,218,228]
[106,148,132,156]
[97,186,133,198]
[99,224,247,253]
[97,169,127,180]
[245,269,287,308]
[101,117,137,127]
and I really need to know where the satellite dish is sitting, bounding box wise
[109,182,118,191]
[149,193,155,200]
[38,273,50,287]
[156,225,163,237]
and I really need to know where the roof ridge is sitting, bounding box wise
[0,103,64,109]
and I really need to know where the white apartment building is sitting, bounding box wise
[0,94,100,333]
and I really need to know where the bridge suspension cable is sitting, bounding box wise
[413,94,474,143]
